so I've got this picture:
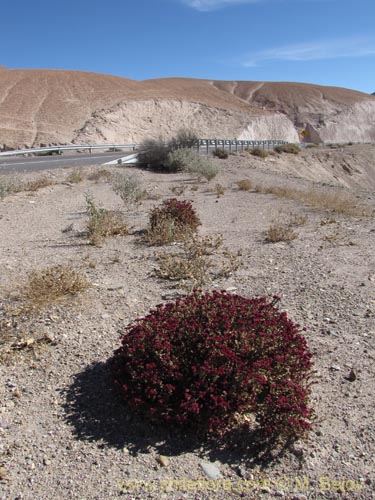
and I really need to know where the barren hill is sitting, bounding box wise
[1,66,375,148]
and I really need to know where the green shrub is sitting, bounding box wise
[112,173,146,206]
[111,291,314,441]
[166,148,198,173]
[137,137,170,170]
[274,144,301,154]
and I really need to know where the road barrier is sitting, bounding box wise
[0,139,288,157]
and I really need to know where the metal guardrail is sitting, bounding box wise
[0,143,138,157]
[0,139,288,157]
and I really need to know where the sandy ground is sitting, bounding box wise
[0,145,374,500]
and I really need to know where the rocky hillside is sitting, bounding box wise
[0,66,374,148]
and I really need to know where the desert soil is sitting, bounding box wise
[0,144,374,500]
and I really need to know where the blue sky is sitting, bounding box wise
[1,0,374,93]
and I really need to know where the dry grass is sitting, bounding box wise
[264,222,298,243]
[85,194,128,245]
[87,169,112,182]
[274,143,301,154]
[0,175,55,198]
[22,264,89,307]
[237,179,253,191]
[254,184,370,216]
[66,170,84,184]
[246,147,269,158]
[213,183,225,198]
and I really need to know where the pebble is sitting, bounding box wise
[199,461,222,480]
[156,455,169,467]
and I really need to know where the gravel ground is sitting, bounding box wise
[0,145,374,500]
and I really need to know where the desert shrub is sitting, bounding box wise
[274,143,300,154]
[23,264,88,306]
[248,147,268,158]
[85,194,128,245]
[168,128,198,150]
[166,148,198,173]
[155,234,241,290]
[0,178,9,200]
[212,148,228,159]
[146,198,200,245]
[265,222,297,243]
[87,169,112,182]
[111,291,314,440]
[66,170,84,184]
[138,137,170,170]
[185,155,218,181]
[237,179,252,191]
[112,172,146,206]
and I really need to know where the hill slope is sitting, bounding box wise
[0,67,374,148]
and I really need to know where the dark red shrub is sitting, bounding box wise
[149,198,200,232]
[111,291,314,441]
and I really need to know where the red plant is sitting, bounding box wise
[111,291,314,441]
[149,198,200,232]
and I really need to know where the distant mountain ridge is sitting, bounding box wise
[0,66,375,148]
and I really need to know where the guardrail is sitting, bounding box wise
[0,139,288,157]
[196,139,288,154]
[0,143,138,157]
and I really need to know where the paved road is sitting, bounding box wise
[0,151,128,175]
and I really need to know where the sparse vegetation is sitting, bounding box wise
[145,198,200,245]
[155,233,241,290]
[212,148,229,159]
[66,170,84,184]
[274,143,301,154]
[85,193,128,245]
[213,183,225,197]
[247,147,269,158]
[265,222,298,243]
[87,169,112,182]
[237,179,253,191]
[254,184,370,216]
[112,172,146,206]
[23,264,89,307]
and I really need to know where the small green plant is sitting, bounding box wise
[112,173,146,206]
[248,147,268,158]
[274,144,300,154]
[237,179,252,191]
[85,194,128,245]
[212,148,228,159]
[146,198,200,245]
[111,291,314,441]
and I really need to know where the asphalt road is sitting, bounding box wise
[0,151,128,174]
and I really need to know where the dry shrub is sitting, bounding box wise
[87,169,112,182]
[66,170,84,184]
[155,233,241,290]
[237,179,252,191]
[274,143,300,154]
[247,147,269,158]
[146,198,200,246]
[170,184,186,195]
[212,148,229,159]
[23,264,89,306]
[213,183,225,197]
[265,222,298,243]
[24,177,55,191]
[85,194,128,245]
